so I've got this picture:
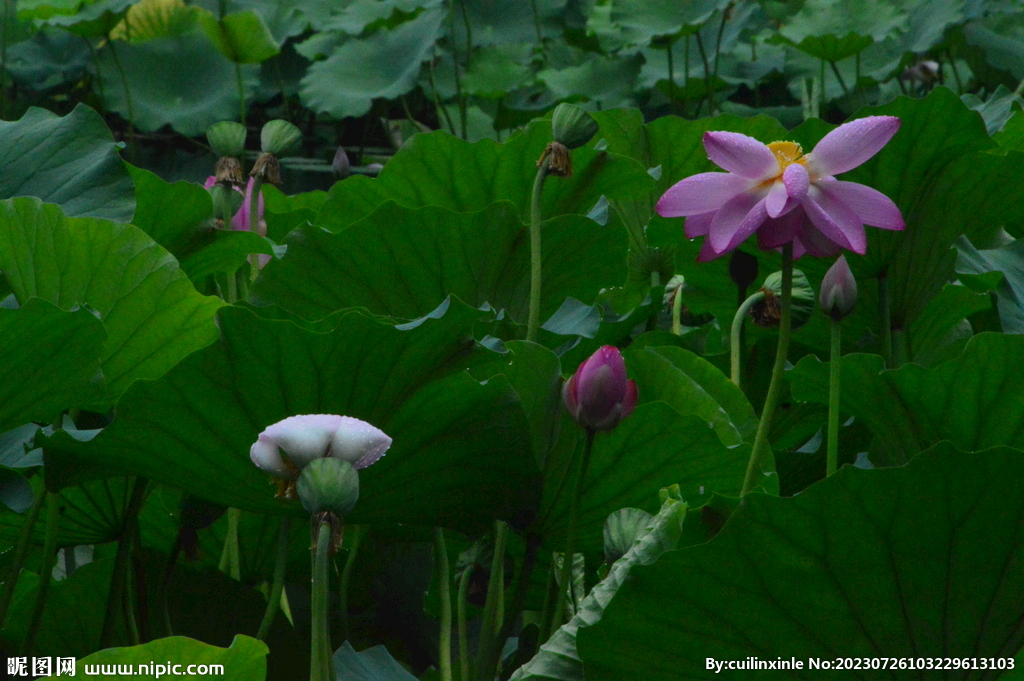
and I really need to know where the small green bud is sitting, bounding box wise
[296,457,360,517]
[260,119,302,155]
[206,121,247,159]
[551,103,599,150]
[752,269,815,329]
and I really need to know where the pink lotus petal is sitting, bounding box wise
[697,238,725,262]
[783,163,809,201]
[808,116,900,177]
[765,179,788,218]
[261,414,344,469]
[329,415,393,470]
[204,176,217,189]
[703,131,778,179]
[656,172,753,217]
[708,193,767,253]
[234,177,266,233]
[684,212,715,238]
[796,221,844,258]
[818,179,904,230]
[757,209,804,250]
[250,437,292,478]
[802,188,866,253]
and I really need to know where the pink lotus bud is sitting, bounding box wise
[563,346,638,432]
[250,414,392,480]
[819,255,858,320]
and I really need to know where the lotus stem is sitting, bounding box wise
[257,517,292,641]
[22,492,60,656]
[879,271,892,366]
[434,528,453,681]
[527,160,551,342]
[551,429,596,632]
[310,519,333,681]
[827,317,841,476]
[741,244,793,496]
[457,564,473,681]
[730,290,766,387]
[475,521,509,678]
[672,286,684,335]
[0,482,46,628]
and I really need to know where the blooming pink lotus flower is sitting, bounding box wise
[563,346,638,432]
[250,414,392,481]
[656,116,904,261]
[204,176,270,266]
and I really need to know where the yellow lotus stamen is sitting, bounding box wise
[767,141,806,172]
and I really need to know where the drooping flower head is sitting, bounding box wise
[250,414,392,490]
[656,116,904,261]
[563,346,638,432]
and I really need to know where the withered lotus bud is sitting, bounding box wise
[251,152,281,185]
[539,141,572,177]
[214,156,244,186]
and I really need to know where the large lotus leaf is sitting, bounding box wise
[0,298,105,432]
[42,302,541,535]
[963,12,1024,81]
[789,333,1024,465]
[771,31,874,62]
[97,30,259,136]
[447,0,568,47]
[315,121,653,234]
[0,476,140,548]
[3,558,116,658]
[5,26,92,88]
[251,201,626,323]
[538,54,644,110]
[299,8,444,119]
[511,497,686,681]
[198,8,280,64]
[624,345,757,447]
[0,105,134,222]
[108,0,198,41]
[0,198,225,405]
[321,0,443,35]
[461,43,535,98]
[333,642,418,681]
[957,236,1024,334]
[578,442,1024,678]
[80,635,267,680]
[607,0,725,42]
[126,164,213,256]
[779,0,905,44]
[536,402,758,553]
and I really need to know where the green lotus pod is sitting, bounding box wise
[297,457,360,517]
[260,119,302,155]
[206,121,247,159]
[551,103,599,150]
[753,269,815,329]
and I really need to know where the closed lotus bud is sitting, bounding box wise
[820,255,858,321]
[260,119,302,156]
[752,269,815,329]
[297,457,360,517]
[206,121,247,159]
[551,103,599,150]
[332,146,351,179]
[250,414,392,498]
[563,345,638,432]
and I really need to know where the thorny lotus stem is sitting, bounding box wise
[434,529,453,681]
[827,317,842,477]
[730,290,766,387]
[551,429,596,633]
[741,244,793,496]
[0,482,46,628]
[22,492,60,656]
[257,517,292,641]
[527,160,551,342]
[339,524,363,642]
[310,520,333,681]
[457,564,473,681]
[475,521,509,678]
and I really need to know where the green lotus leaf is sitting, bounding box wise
[578,442,1024,678]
